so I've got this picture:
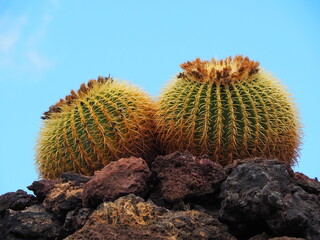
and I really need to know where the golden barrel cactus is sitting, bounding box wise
[36,76,156,178]
[156,56,302,166]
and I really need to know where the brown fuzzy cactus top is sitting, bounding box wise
[178,55,260,85]
[42,76,113,120]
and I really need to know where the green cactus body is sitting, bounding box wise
[156,56,302,165]
[36,77,156,178]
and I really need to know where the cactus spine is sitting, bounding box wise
[36,76,156,178]
[156,56,302,165]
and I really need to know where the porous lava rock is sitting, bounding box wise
[27,179,58,202]
[0,189,37,216]
[59,172,92,185]
[43,181,83,219]
[1,153,319,240]
[293,172,320,195]
[82,157,152,208]
[66,224,169,240]
[268,238,306,240]
[63,207,93,233]
[67,194,236,240]
[248,232,305,240]
[152,151,227,202]
[219,158,320,240]
[1,204,65,240]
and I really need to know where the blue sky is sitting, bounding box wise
[0,0,319,194]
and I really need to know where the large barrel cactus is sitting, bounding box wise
[156,56,302,165]
[36,76,156,178]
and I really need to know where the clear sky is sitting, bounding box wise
[0,0,319,194]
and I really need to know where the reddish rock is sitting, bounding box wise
[152,151,227,202]
[27,179,58,202]
[219,158,320,240]
[82,157,152,208]
[0,189,37,216]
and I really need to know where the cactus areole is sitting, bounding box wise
[36,76,156,179]
[156,56,302,166]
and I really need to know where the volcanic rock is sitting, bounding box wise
[248,232,305,240]
[0,189,37,216]
[248,232,270,240]
[0,153,319,240]
[1,204,65,240]
[63,207,93,233]
[269,237,306,240]
[67,194,236,240]
[152,151,227,202]
[43,181,83,219]
[27,179,58,202]
[219,158,320,240]
[82,157,152,208]
[66,224,169,240]
[294,172,320,195]
[59,172,92,186]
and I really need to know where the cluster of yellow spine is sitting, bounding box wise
[36,77,156,178]
[156,56,302,165]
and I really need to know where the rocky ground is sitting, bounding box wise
[0,152,319,240]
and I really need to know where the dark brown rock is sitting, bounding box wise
[152,151,227,202]
[248,233,305,240]
[248,232,270,240]
[43,181,83,219]
[67,194,236,240]
[63,207,93,233]
[27,179,58,202]
[0,189,37,216]
[1,204,66,240]
[294,172,320,195]
[219,159,320,240]
[82,157,152,208]
[59,172,92,186]
[269,237,305,240]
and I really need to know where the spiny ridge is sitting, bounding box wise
[41,76,113,120]
[179,55,260,85]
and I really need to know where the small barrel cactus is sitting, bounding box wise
[156,56,302,165]
[36,76,157,178]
